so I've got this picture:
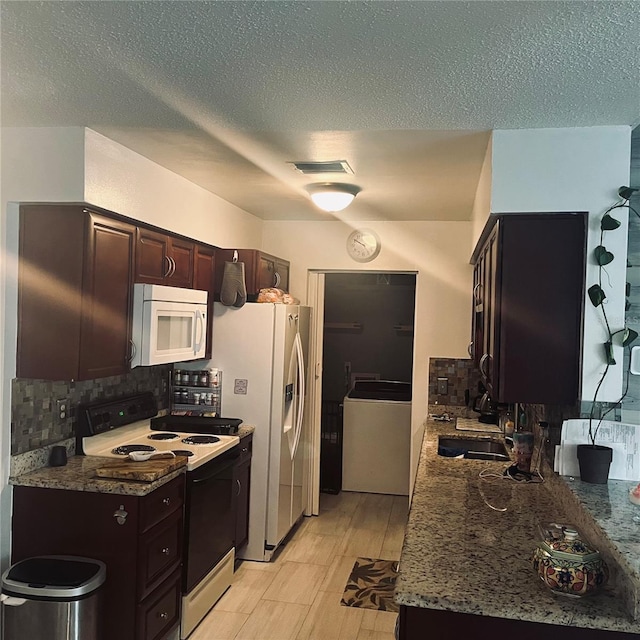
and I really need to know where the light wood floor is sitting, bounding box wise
[190,491,409,640]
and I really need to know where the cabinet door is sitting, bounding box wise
[169,237,195,288]
[233,458,251,550]
[483,226,499,396]
[12,487,140,640]
[274,259,290,292]
[258,254,290,291]
[194,245,216,358]
[79,214,136,380]
[136,228,171,284]
[17,205,85,380]
[472,226,498,395]
[258,254,277,289]
[496,214,585,403]
[471,255,484,367]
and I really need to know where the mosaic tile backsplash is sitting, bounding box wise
[428,357,480,407]
[11,365,171,455]
[427,357,582,469]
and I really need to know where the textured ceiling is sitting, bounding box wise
[2,1,639,221]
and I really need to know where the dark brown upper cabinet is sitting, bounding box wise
[17,205,136,381]
[193,244,216,359]
[471,213,586,404]
[214,249,290,301]
[135,228,195,288]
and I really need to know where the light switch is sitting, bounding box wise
[437,377,448,395]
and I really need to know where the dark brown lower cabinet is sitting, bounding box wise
[11,475,185,640]
[233,435,252,551]
[399,606,638,640]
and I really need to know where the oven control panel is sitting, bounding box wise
[78,392,158,437]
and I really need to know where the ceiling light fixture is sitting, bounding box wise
[306,183,361,212]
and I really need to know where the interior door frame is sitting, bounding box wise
[305,272,324,515]
[306,269,418,515]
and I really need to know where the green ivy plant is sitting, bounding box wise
[587,186,639,445]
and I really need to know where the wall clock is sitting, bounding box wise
[346,228,381,263]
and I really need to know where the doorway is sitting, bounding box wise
[310,272,417,501]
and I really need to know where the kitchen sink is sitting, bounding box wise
[437,436,511,462]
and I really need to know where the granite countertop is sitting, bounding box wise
[9,427,254,496]
[395,418,640,634]
[9,455,186,496]
[237,425,255,439]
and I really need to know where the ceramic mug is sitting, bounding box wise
[49,445,68,467]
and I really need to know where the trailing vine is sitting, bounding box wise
[587,186,639,445]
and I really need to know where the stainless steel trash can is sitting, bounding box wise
[1,555,106,640]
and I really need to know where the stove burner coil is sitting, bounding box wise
[171,450,195,457]
[148,432,180,441]
[112,444,156,455]
[181,435,221,445]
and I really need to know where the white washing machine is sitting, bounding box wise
[342,380,411,496]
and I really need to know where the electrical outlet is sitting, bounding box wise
[56,398,68,420]
[234,379,248,395]
[437,377,448,395]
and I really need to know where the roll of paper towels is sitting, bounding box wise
[631,346,640,375]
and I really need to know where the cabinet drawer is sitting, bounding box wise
[139,475,184,533]
[138,509,182,599]
[137,569,181,640]
[237,435,253,464]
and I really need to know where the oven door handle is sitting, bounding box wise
[191,457,237,484]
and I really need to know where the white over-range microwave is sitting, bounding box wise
[131,283,208,367]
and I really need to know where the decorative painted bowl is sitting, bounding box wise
[532,523,608,597]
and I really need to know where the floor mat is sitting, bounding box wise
[340,557,399,613]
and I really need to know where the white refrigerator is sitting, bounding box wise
[212,302,311,561]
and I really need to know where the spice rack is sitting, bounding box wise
[170,368,222,416]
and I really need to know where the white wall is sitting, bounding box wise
[84,129,263,248]
[262,219,474,485]
[491,126,632,403]
[471,134,493,248]
[0,126,264,570]
[1,127,89,570]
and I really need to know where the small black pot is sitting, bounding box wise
[577,444,613,484]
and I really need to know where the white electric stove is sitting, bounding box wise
[80,418,239,471]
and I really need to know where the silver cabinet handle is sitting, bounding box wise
[467,341,473,357]
[236,479,241,496]
[479,353,490,379]
[169,256,176,277]
[473,283,482,304]
[274,271,281,288]
[128,339,137,364]
[113,505,128,525]
[161,547,170,556]
[158,612,168,620]
[164,255,172,278]
[162,497,171,506]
